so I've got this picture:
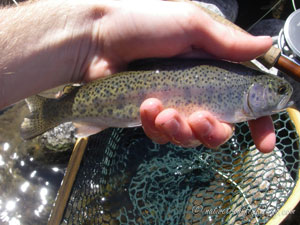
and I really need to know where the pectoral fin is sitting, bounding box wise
[73,122,106,138]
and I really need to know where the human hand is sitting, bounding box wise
[83,0,272,80]
[0,0,274,152]
[140,99,275,152]
[82,0,273,152]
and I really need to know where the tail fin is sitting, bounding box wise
[21,95,56,140]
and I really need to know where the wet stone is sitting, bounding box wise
[41,122,76,152]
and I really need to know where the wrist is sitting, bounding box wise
[20,0,107,83]
[0,0,107,108]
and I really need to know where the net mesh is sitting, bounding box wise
[61,111,299,225]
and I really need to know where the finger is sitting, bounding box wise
[140,98,169,144]
[248,116,275,153]
[188,111,234,149]
[155,108,201,147]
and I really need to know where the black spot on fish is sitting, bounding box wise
[92,97,100,105]
[107,109,113,115]
[128,107,133,115]
[117,94,126,102]
[117,104,123,110]
[217,94,223,103]
[97,108,103,113]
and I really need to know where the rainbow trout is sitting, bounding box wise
[21,59,293,140]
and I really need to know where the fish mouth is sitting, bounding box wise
[285,100,295,108]
[276,95,294,111]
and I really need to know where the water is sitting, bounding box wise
[0,102,71,225]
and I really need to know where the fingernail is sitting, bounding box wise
[200,119,213,138]
[161,118,180,137]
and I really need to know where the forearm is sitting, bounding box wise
[0,0,104,109]
[0,0,272,110]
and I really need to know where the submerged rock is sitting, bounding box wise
[40,122,76,152]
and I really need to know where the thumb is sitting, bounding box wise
[189,13,273,62]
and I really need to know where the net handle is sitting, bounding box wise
[47,137,88,225]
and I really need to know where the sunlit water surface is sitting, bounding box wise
[0,102,70,225]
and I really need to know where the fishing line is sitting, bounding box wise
[12,0,18,6]
[292,0,297,10]
[247,0,284,31]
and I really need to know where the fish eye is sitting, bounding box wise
[277,85,287,95]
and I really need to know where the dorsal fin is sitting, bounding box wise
[55,84,81,98]
[63,84,81,94]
